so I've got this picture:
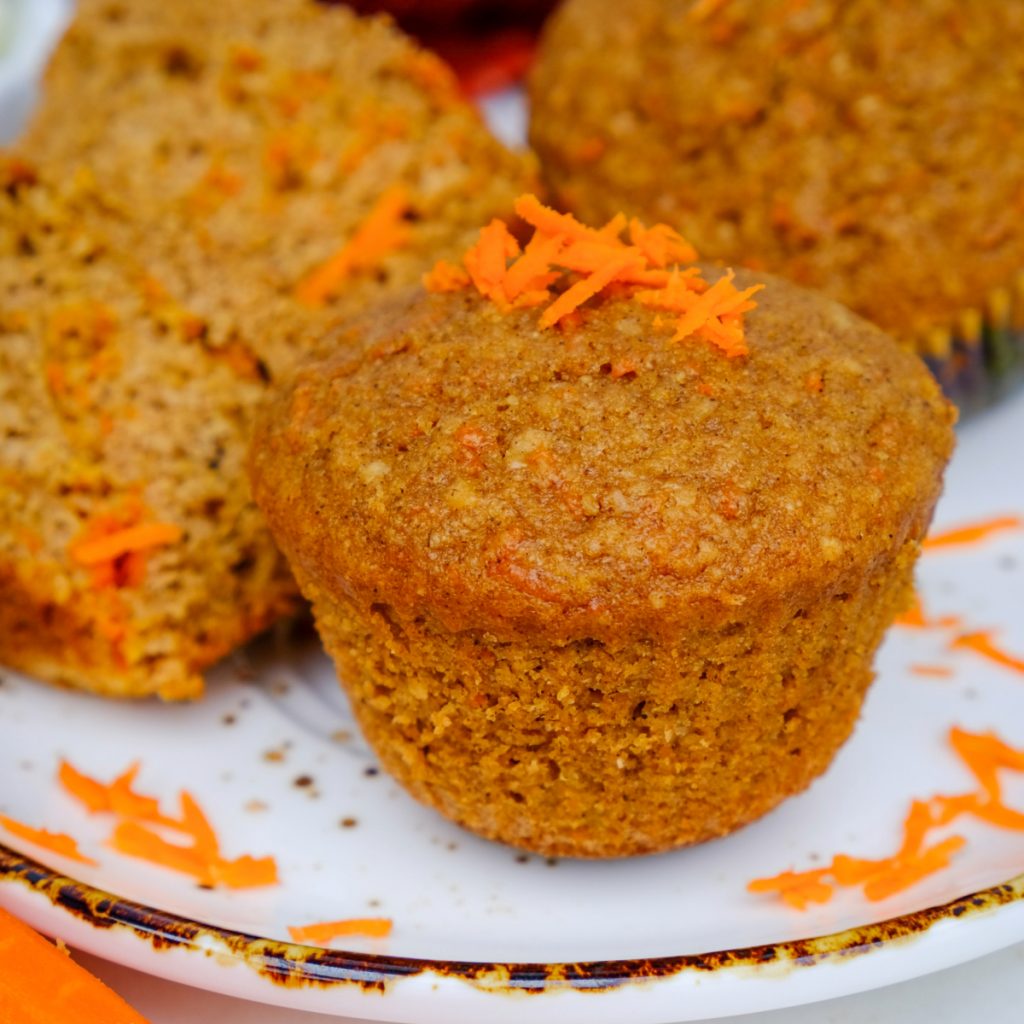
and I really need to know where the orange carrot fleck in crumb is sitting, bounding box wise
[69,522,183,568]
[230,43,264,71]
[951,631,1024,675]
[805,371,824,393]
[187,160,244,212]
[295,185,411,307]
[403,49,460,100]
[609,358,639,380]
[16,527,43,555]
[288,918,394,945]
[572,136,606,163]
[0,815,97,866]
[924,516,1023,550]
[45,363,67,397]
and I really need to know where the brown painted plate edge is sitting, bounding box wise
[1,842,1023,994]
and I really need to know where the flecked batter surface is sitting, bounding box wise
[0,164,296,699]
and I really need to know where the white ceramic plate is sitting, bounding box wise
[2,6,1024,1021]
[1,391,1023,1024]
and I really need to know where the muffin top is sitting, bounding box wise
[251,202,956,643]
[529,0,1024,342]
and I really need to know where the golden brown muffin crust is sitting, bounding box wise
[251,269,955,856]
[529,0,1024,341]
[252,269,955,644]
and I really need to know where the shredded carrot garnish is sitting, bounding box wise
[422,260,470,293]
[689,0,731,21]
[59,761,109,813]
[893,592,962,631]
[110,821,212,883]
[107,796,278,889]
[747,867,832,910]
[910,664,955,679]
[288,918,393,945]
[59,761,279,889]
[628,219,698,266]
[425,194,760,358]
[951,631,1024,675]
[513,194,605,244]
[539,251,644,329]
[861,836,967,902]
[296,184,411,307]
[0,815,97,867]
[463,219,521,306]
[749,727,1024,909]
[924,516,1023,550]
[61,761,179,828]
[69,523,182,568]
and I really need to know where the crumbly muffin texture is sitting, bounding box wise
[23,0,534,378]
[1,0,533,699]
[251,273,956,856]
[0,163,296,699]
[529,0,1024,343]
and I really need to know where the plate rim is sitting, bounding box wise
[2,841,1022,994]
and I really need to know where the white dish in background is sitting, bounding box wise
[0,392,1023,1024]
[0,0,69,143]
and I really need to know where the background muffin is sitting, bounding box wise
[530,0,1024,407]
[21,0,534,379]
[0,161,296,699]
[0,0,532,699]
[251,205,955,857]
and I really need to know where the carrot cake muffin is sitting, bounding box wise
[22,0,534,378]
[529,0,1024,405]
[0,0,533,699]
[0,160,297,700]
[250,197,956,857]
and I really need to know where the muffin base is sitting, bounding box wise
[303,540,921,859]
